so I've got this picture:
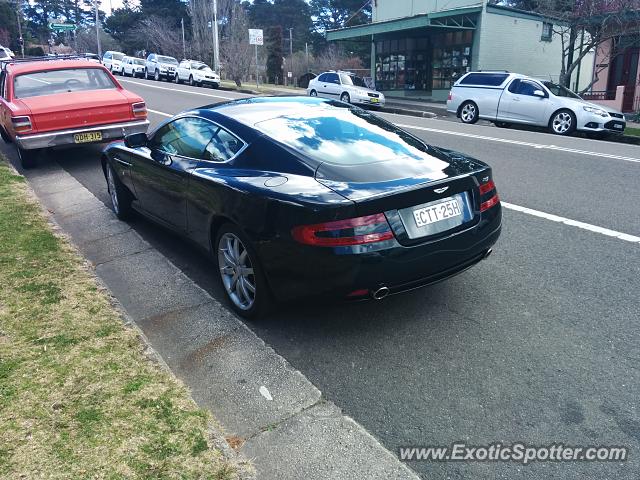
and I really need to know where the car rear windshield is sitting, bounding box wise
[13,68,117,99]
[0,50,9,60]
[254,104,440,166]
[112,53,124,60]
[459,73,509,86]
[158,56,178,64]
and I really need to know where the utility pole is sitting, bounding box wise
[15,0,24,58]
[181,18,186,59]
[305,42,309,74]
[213,0,220,72]
[288,27,293,86]
[94,0,102,57]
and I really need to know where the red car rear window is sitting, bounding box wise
[13,68,117,99]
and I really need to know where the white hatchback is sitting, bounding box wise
[307,71,385,107]
[122,56,146,78]
[175,60,220,88]
[102,51,126,74]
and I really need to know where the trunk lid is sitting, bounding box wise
[314,146,486,212]
[18,90,133,133]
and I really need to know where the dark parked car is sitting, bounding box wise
[102,97,501,318]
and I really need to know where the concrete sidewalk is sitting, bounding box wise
[21,158,420,480]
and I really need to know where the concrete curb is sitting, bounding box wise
[16,157,420,480]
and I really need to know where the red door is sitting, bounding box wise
[609,48,639,112]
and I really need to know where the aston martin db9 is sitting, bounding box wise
[102,97,501,318]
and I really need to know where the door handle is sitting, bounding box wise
[513,97,521,101]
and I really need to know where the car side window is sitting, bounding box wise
[326,73,339,84]
[204,126,244,162]
[317,73,327,82]
[507,79,520,93]
[517,81,542,96]
[149,117,216,159]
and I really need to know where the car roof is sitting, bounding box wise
[195,97,346,127]
[6,59,108,75]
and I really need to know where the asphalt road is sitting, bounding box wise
[6,77,640,479]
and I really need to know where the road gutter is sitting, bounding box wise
[21,159,420,480]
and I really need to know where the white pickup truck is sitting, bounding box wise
[446,71,626,136]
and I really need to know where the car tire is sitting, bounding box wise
[144,68,148,79]
[154,69,160,81]
[549,109,576,136]
[340,92,350,103]
[212,82,219,89]
[106,162,133,220]
[309,89,317,97]
[17,146,38,169]
[215,223,271,319]
[189,75,194,86]
[494,121,510,128]
[459,101,479,124]
[175,73,180,84]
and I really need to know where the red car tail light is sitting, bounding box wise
[447,90,453,101]
[132,102,147,118]
[480,194,500,212]
[478,179,495,195]
[292,213,394,247]
[478,179,500,212]
[11,116,32,134]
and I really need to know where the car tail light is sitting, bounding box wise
[447,90,453,101]
[131,102,147,118]
[479,179,500,212]
[11,115,32,133]
[292,213,394,247]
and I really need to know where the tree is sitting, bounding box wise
[493,0,640,89]
[220,1,252,85]
[136,15,183,57]
[265,25,283,83]
[0,1,19,50]
[104,6,143,54]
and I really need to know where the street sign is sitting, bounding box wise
[287,71,292,78]
[249,29,263,46]
[49,23,76,32]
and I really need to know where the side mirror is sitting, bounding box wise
[124,132,147,148]
[533,89,546,98]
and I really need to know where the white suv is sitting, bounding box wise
[307,71,384,107]
[102,51,125,74]
[175,59,220,88]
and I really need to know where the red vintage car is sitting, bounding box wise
[0,56,149,168]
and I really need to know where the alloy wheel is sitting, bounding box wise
[107,166,119,215]
[154,70,159,81]
[552,112,572,134]
[310,90,317,97]
[218,233,256,311]
[461,103,477,123]
[340,93,350,103]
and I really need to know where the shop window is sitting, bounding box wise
[541,22,553,41]
[431,31,473,90]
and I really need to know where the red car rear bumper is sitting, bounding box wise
[15,120,149,150]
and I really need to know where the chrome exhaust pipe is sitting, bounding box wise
[484,248,493,259]
[371,286,390,300]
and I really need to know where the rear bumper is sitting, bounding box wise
[15,120,150,150]
[262,205,502,302]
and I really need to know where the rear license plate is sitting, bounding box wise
[370,98,379,103]
[413,198,462,228]
[74,131,102,144]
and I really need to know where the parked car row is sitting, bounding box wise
[101,51,220,88]
[447,71,626,136]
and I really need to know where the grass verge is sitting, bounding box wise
[623,126,640,137]
[0,157,245,479]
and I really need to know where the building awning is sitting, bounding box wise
[326,6,483,41]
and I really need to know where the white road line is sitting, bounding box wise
[120,78,240,100]
[394,123,640,164]
[141,108,640,245]
[147,108,172,117]
[502,202,640,244]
